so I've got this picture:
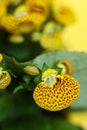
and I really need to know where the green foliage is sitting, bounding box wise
[2,117,80,130]
[1,50,87,109]
[51,118,80,130]
[0,92,14,122]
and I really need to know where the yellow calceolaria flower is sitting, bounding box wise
[16,13,46,34]
[0,67,11,89]
[51,2,75,25]
[1,15,19,33]
[33,69,80,111]
[0,3,7,19]
[1,12,46,34]
[40,32,63,51]
[0,0,12,6]
[13,4,29,18]
[66,111,87,130]
[0,3,7,17]
[0,0,22,6]
[11,0,22,5]
[25,0,50,17]
[42,21,62,34]
[39,21,64,50]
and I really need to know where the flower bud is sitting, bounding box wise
[24,65,39,76]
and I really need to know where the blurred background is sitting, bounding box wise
[61,0,87,52]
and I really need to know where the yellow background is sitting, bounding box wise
[59,0,87,52]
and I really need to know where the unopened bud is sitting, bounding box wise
[9,34,24,44]
[24,65,39,76]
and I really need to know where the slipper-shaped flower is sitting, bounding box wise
[25,0,49,16]
[1,13,46,34]
[33,69,80,111]
[0,67,11,89]
[51,2,75,26]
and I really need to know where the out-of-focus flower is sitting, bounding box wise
[51,1,75,25]
[0,3,7,27]
[16,13,46,34]
[1,15,19,33]
[0,0,22,6]
[66,111,87,130]
[0,0,12,6]
[38,22,63,50]
[25,0,50,17]
[13,4,29,18]
[0,3,7,18]
[33,69,80,111]
[1,12,46,34]
[1,3,46,34]
[0,0,75,51]
[40,33,62,51]
[11,0,22,5]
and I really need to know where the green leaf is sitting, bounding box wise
[33,75,42,84]
[31,50,87,109]
[22,75,31,84]
[42,63,49,72]
[55,68,62,74]
[2,114,80,130]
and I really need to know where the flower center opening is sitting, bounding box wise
[42,69,58,88]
